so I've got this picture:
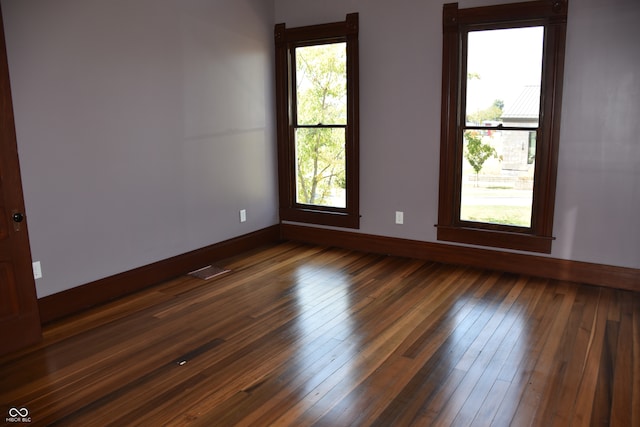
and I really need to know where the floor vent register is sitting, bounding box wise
[188,265,230,280]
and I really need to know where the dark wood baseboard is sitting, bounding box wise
[39,222,638,324]
[38,225,281,324]
[281,223,640,293]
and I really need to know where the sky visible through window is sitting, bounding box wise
[466,27,544,114]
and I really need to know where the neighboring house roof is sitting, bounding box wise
[501,85,540,120]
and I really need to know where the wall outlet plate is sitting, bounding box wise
[33,261,42,279]
[395,211,404,225]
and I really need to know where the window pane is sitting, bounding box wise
[295,43,347,125]
[295,127,346,208]
[466,27,543,128]
[460,130,534,228]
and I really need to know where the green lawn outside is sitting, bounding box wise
[460,204,532,227]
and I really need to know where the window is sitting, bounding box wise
[437,1,567,253]
[275,14,360,228]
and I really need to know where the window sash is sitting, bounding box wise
[293,126,347,209]
[293,42,347,127]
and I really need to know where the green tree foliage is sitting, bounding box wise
[467,71,481,80]
[467,99,504,125]
[295,43,347,207]
[464,130,497,186]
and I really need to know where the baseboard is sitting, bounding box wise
[38,225,281,324]
[38,222,638,324]
[281,223,640,293]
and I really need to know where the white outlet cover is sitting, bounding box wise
[395,211,404,224]
[32,261,42,279]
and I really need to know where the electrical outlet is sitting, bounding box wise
[395,211,404,225]
[33,261,42,279]
[240,209,247,223]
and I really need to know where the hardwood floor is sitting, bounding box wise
[1,242,638,426]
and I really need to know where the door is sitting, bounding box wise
[0,4,42,356]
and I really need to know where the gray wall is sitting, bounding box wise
[2,0,278,297]
[275,0,640,269]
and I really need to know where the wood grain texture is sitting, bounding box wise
[2,242,638,426]
[281,223,640,292]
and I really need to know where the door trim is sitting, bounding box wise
[0,3,42,355]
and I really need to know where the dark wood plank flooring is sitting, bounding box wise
[1,242,638,426]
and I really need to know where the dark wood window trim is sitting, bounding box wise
[275,13,360,229]
[436,1,567,253]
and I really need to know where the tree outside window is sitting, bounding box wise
[275,14,359,229]
[294,43,347,208]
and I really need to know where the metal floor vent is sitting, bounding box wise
[188,265,230,280]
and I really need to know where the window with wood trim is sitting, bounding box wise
[275,13,360,229]
[436,1,567,253]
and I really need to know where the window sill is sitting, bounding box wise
[436,224,553,253]
[281,207,360,229]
